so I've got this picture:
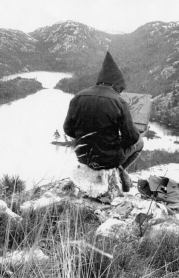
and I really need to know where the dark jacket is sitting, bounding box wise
[63,51,139,170]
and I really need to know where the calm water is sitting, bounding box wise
[0,71,179,188]
[143,122,179,152]
[1,71,76,188]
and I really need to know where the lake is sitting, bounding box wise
[1,71,179,188]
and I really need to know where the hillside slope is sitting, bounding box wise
[0,29,41,76]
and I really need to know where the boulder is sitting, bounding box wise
[20,192,63,212]
[96,218,127,238]
[0,248,49,268]
[70,162,123,199]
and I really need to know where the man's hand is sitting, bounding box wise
[140,128,149,139]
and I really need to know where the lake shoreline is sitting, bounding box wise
[1,70,179,133]
[0,77,44,105]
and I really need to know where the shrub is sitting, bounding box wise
[0,174,26,214]
[0,174,25,197]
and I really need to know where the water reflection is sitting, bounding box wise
[149,121,179,137]
[143,122,179,152]
[0,71,76,188]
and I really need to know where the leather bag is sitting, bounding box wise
[149,175,179,208]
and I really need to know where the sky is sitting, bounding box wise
[0,0,179,34]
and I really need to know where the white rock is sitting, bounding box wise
[154,207,167,219]
[0,200,7,212]
[70,163,123,198]
[0,248,49,267]
[21,194,62,212]
[94,209,108,222]
[0,200,22,221]
[111,197,124,206]
[96,218,126,238]
[175,214,179,221]
[43,192,54,198]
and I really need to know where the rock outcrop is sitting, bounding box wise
[19,169,178,240]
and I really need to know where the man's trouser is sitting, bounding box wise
[121,138,144,170]
[119,138,144,192]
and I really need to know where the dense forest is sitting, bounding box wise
[151,90,179,129]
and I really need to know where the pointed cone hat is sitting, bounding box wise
[96,51,126,93]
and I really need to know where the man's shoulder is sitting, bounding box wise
[75,86,101,97]
[75,85,124,101]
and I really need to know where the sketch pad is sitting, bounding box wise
[121,92,152,132]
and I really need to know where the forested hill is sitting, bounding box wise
[49,21,179,98]
[1,20,179,126]
[0,20,179,96]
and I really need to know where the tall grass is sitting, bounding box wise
[0,200,146,278]
[1,192,179,278]
[1,165,179,277]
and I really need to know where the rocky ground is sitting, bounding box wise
[1,163,179,277]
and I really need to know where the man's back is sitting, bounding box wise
[63,51,139,170]
[65,84,124,139]
[64,85,139,169]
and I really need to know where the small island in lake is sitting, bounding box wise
[0,77,44,105]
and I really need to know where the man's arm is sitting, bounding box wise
[120,101,140,149]
[63,98,76,138]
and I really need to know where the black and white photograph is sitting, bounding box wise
[1,0,179,277]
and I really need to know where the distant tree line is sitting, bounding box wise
[0,77,43,104]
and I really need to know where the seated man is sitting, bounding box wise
[63,51,144,192]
